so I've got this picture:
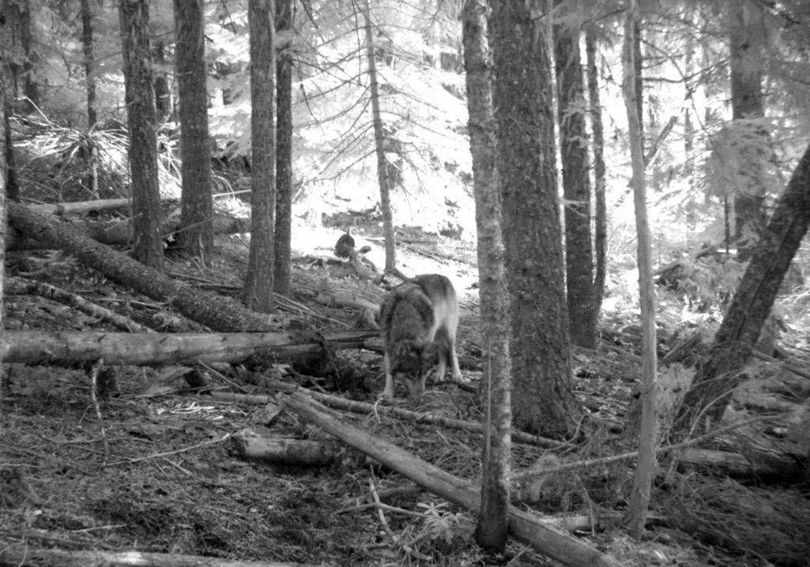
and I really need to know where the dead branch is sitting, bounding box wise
[6,276,153,332]
[211,379,566,449]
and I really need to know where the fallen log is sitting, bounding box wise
[229,428,340,466]
[7,210,250,250]
[7,201,269,331]
[1,329,379,365]
[0,545,313,567]
[677,447,806,481]
[282,391,623,567]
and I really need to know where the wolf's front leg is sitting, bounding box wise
[381,352,395,400]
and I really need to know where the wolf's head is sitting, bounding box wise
[390,340,437,399]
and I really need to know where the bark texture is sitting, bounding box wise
[622,2,658,538]
[0,47,5,371]
[490,0,578,438]
[676,142,810,430]
[119,0,164,270]
[554,7,595,348]
[274,0,293,295]
[363,0,397,272]
[174,0,214,260]
[243,0,276,312]
[462,0,510,553]
[80,0,98,127]
[729,0,767,258]
[2,329,376,365]
[586,27,607,324]
[7,201,273,331]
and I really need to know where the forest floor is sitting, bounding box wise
[1,203,809,567]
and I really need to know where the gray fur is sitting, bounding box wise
[380,274,464,400]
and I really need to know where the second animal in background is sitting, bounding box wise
[379,274,464,400]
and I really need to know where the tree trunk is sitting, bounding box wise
[2,90,16,203]
[622,1,658,539]
[7,201,273,331]
[274,0,294,296]
[676,142,810,430]
[7,0,39,112]
[152,38,171,123]
[174,0,214,260]
[243,0,276,312]
[80,0,98,127]
[490,1,578,438]
[586,27,607,324]
[554,5,596,349]
[729,0,767,259]
[80,0,99,197]
[2,0,20,202]
[633,19,643,150]
[0,49,5,381]
[462,0,511,553]
[362,0,397,273]
[2,329,377,365]
[119,0,164,271]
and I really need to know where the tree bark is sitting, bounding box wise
[729,0,767,258]
[2,0,20,202]
[1,329,377,365]
[586,27,607,324]
[152,38,171,123]
[490,0,578,438]
[362,0,397,273]
[283,391,622,567]
[676,142,810,430]
[554,5,596,349]
[462,0,511,553]
[80,0,99,197]
[230,429,340,466]
[80,0,98,127]
[119,0,164,270]
[0,45,6,382]
[274,0,294,295]
[6,210,250,250]
[243,0,276,312]
[174,0,215,260]
[622,1,658,539]
[7,201,273,331]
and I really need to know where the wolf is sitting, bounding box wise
[380,274,464,400]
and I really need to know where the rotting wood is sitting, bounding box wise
[7,201,270,331]
[0,545,315,567]
[230,428,340,466]
[1,329,379,365]
[212,380,567,449]
[281,391,623,567]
